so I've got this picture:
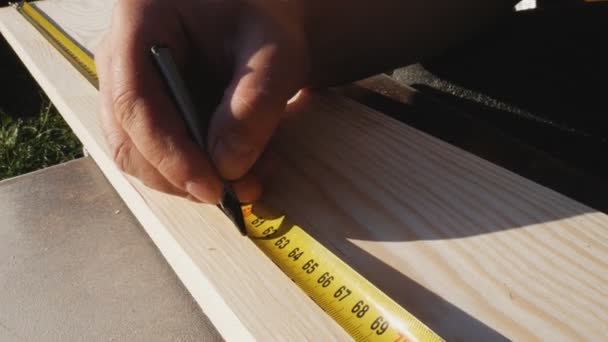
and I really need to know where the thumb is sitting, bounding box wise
[208,48,300,180]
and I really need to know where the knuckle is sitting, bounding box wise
[113,87,146,132]
[110,139,132,174]
[231,86,273,120]
[150,147,174,173]
[148,138,182,177]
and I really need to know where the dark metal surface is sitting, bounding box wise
[337,3,608,212]
[393,3,608,183]
[0,158,222,341]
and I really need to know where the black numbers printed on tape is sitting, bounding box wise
[351,300,370,318]
[248,212,426,341]
[251,218,266,227]
[249,217,276,235]
[370,316,390,335]
[288,247,304,261]
[274,236,290,249]
[262,226,277,236]
[302,259,319,274]
[333,286,352,301]
[317,272,334,288]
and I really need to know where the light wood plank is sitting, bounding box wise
[2,1,607,340]
[0,4,346,341]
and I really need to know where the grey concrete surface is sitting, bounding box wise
[0,158,221,342]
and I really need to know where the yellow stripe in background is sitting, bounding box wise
[18,1,98,85]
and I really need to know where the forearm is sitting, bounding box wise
[298,0,517,86]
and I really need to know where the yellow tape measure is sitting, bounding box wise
[244,204,441,341]
[16,1,98,86]
[15,2,442,341]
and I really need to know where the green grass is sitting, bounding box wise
[0,98,83,181]
[1,35,83,181]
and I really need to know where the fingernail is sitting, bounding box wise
[186,181,220,204]
[213,134,254,179]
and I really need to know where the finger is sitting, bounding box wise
[96,34,187,197]
[207,32,303,181]
[109,0,222,203]
[101,106,188,196]
[232,174,262,203]
[251,148,281,184]
[231,149,283,203]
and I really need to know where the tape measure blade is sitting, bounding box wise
[243,204,443,342]
[17,1,98,87]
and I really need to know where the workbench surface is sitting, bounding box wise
[0,158,221,341]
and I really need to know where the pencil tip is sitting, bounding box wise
[219,184,247,236]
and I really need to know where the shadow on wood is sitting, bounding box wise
[259,92,602,339]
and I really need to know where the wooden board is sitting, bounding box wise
[1,1,607,340]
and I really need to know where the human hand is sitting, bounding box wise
[95,0,309,203]
[96,0,515,205]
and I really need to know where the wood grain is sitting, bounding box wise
[1,1,607,340]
